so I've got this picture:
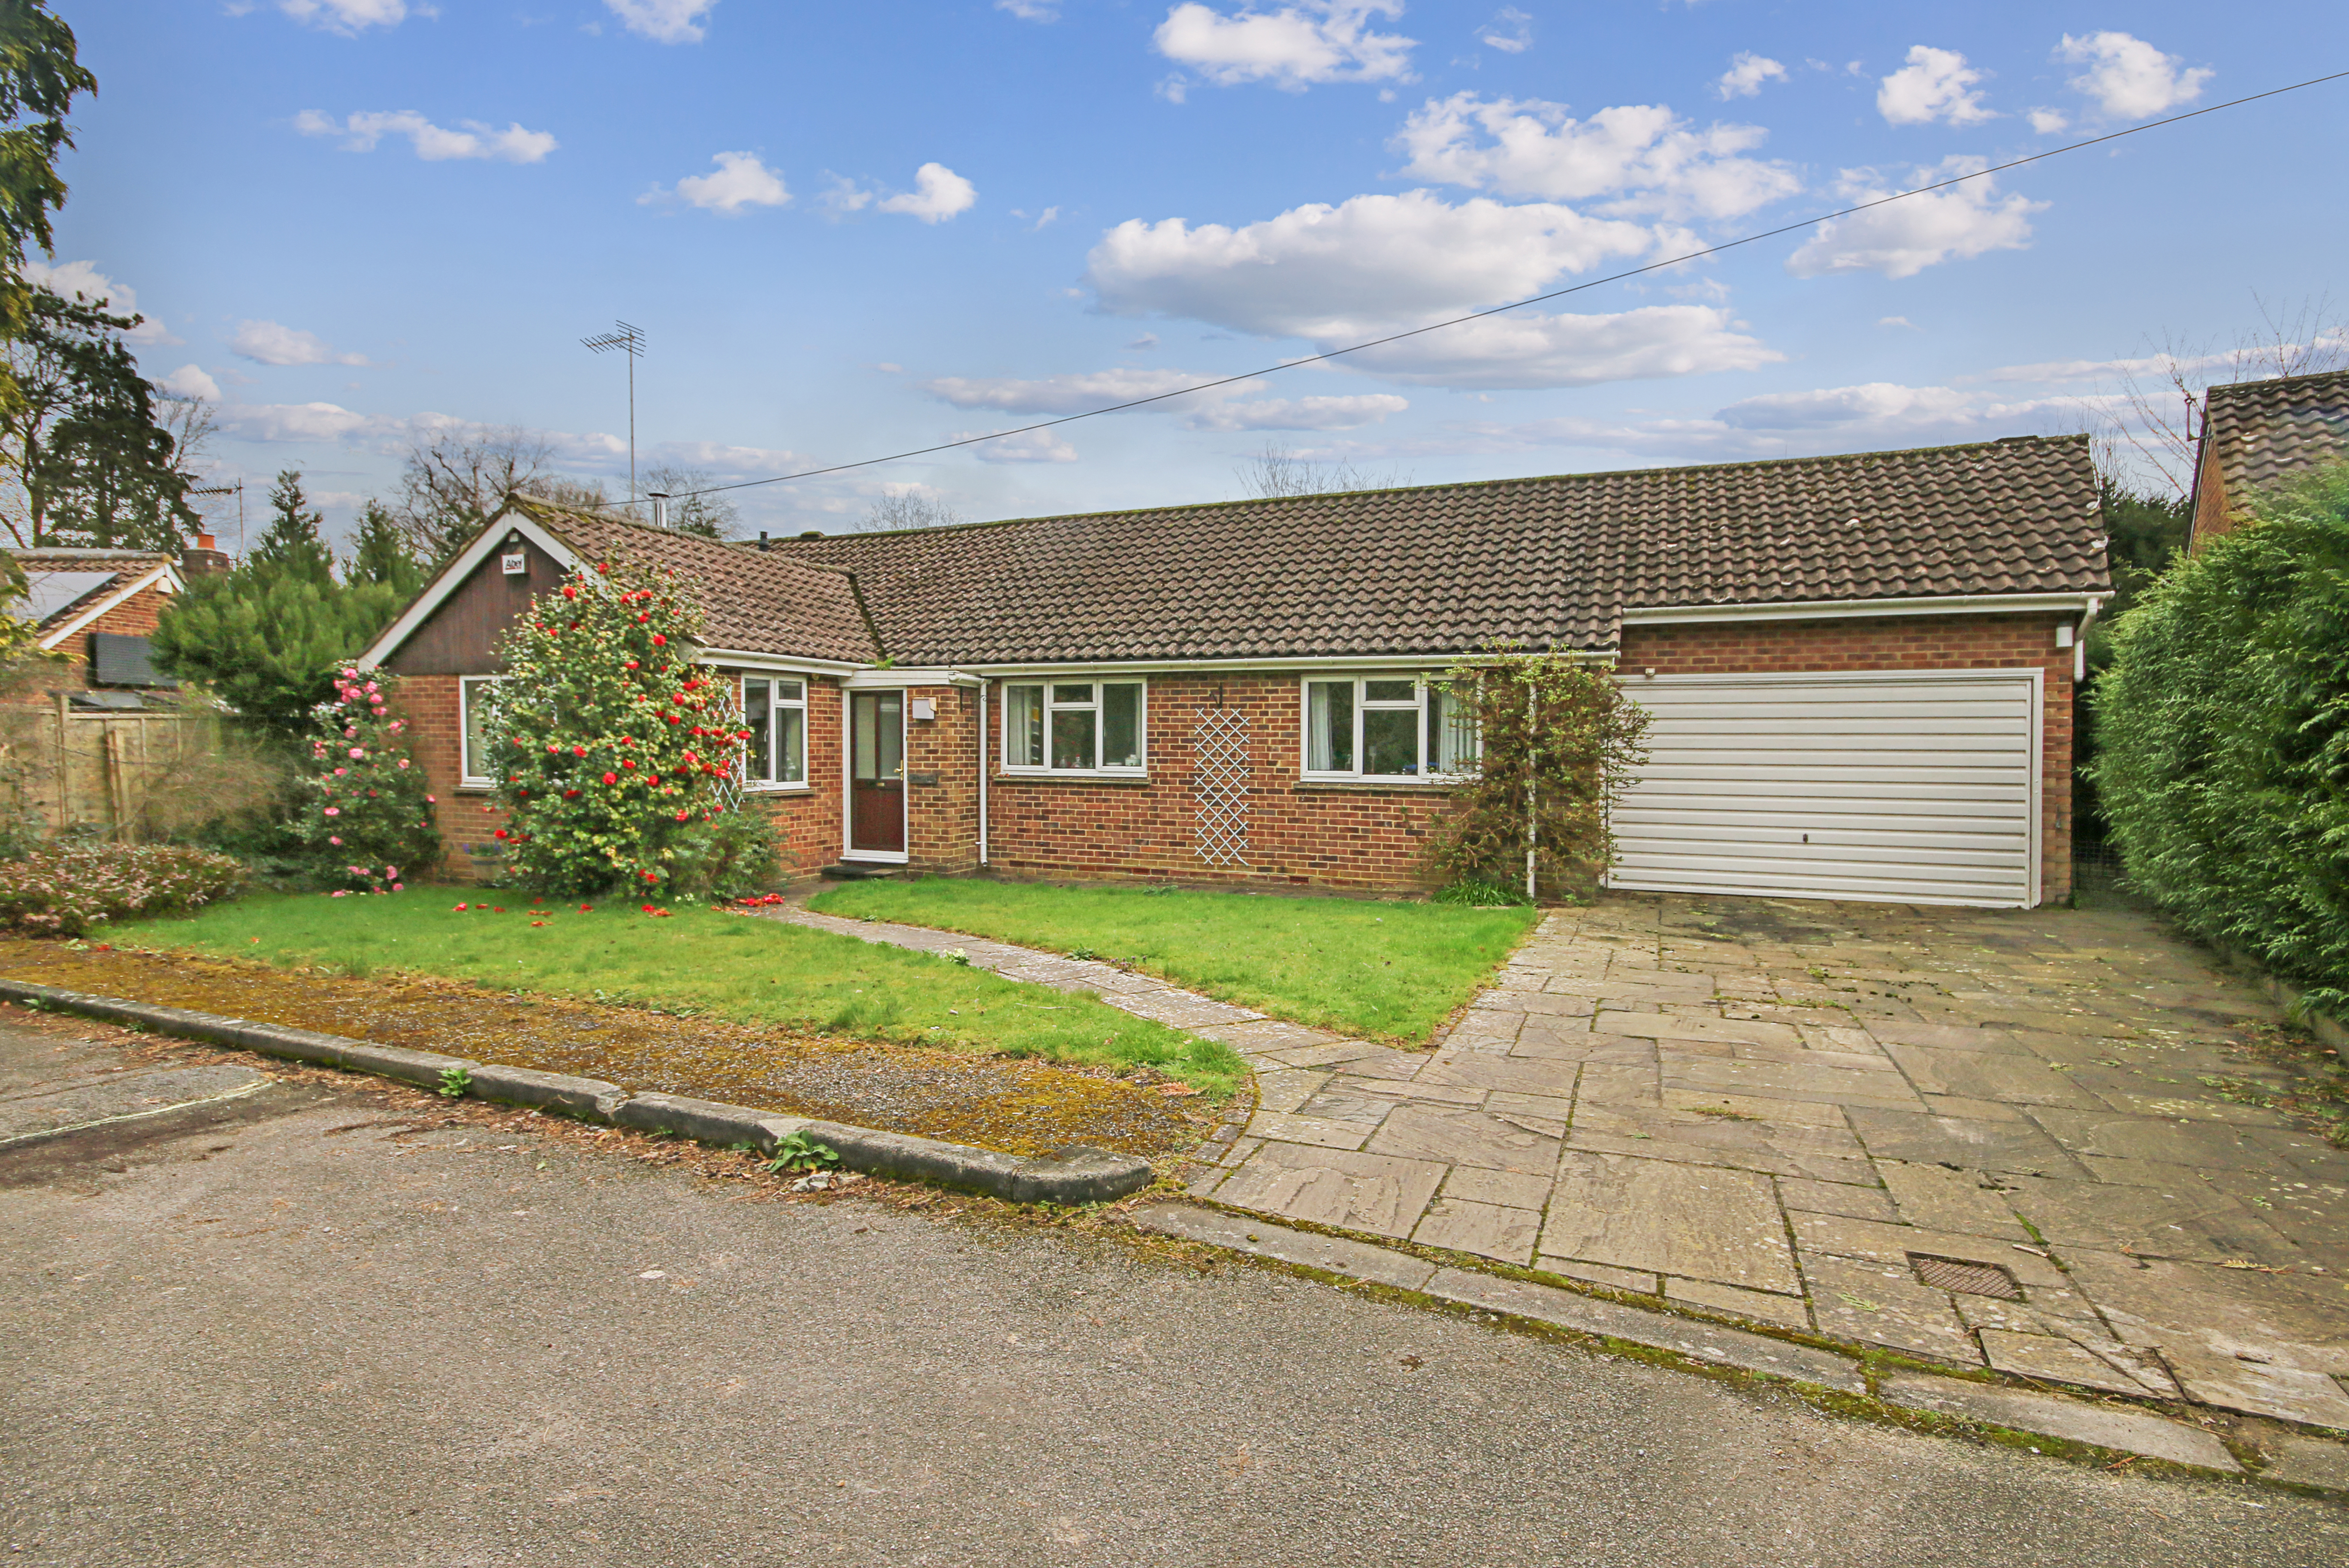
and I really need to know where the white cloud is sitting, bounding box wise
[214,400,388,445]
[158,365,223,401]
[2026,108,2069,135]
[1181,393,1407,431]
[1714,52,1786,100]
[1153,2,1416,92]
[1975,347,2244,385]
[274,0,418,34]
[957,427,1080,463]
[1476,8,1531,54]
[1338,305,1779,391]
[877,163,978,223]
[605,0,716,44]
[295,109,557,164]
[650,151,790,215]
[996,0,1059,16]
[2057,31,2212,119]
[1878,315,1916,329]
[1785,160,2042,280]
[1355,381,2080,464]
[19,260,176,343]
[1392,93,1800,221]
[1087,189,1654,343]
[1876,45,1995,127]
[231,320,370,367]
[923,367,1256,413]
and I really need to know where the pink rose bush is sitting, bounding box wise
[480,554,777,898]
[292,669,441,895]
[0,845,248,937]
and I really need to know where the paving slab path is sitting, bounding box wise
[767,893,2349,1433]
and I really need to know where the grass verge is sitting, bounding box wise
[807,877,1540,1043]
[112,890,1247,1097]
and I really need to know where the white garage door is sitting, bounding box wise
[1609,670,2041,908]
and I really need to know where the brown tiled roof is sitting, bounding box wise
[2203,371,2349,501]
[770,436,2108,664]
[5,549,175,630]
[509,498,878,663]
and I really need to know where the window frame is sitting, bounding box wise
[998,678,1148,776]
[1298,673,1477,784]
[458,675,502,789]
[738,674,811,792]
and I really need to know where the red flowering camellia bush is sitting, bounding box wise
[0,844,248,936]
[293,668,442,895]
[480,555,779,898]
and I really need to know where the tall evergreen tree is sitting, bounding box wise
[153,471,406,734]
[248,470,334,583]
[347,499,423,596]
[0,1,96,395]
[2,285,194,548]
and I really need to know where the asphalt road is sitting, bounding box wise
[1,1021,2340,1568]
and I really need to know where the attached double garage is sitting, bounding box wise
[1606,603,2095,911]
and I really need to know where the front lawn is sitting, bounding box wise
[806,878,1540,1043]
[115,891,1246,1096]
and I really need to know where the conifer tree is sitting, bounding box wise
[347,500,422,596]
[248,470,334,583]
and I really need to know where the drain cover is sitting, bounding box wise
[1909,1254,2023,1300]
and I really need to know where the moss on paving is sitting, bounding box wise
[0,937,1212,1161]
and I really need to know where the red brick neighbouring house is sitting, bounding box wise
[2187,369,2349,551]
[359,436,2112,908]
[3,539,229,704]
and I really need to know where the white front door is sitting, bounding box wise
[1609,669,2041,908]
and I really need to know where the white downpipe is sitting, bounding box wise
[977,678,990,866]
[1524,681,1538,902]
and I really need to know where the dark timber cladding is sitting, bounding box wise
[381,535,571,676]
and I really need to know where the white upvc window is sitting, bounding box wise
[1001,679,1146,774]
[459,675,502,788]
[1301,674,1478,782]
[740,675,808,789]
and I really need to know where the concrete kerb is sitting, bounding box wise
[1127,1201,2290,1484]
[0,977,1154,1207]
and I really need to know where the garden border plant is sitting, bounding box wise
[479,552,779,901]
[1425,648,1651,903]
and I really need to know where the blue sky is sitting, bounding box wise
[45,1,2349,545]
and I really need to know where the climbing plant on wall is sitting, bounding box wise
[1423,650,1650,903]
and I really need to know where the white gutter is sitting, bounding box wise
[1620,591,2104,627]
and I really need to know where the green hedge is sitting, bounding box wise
[2090,463,2349,1009]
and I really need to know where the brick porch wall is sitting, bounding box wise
[1616,612,2078,905]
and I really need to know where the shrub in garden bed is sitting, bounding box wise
[479,554,779,900]
[0,844,249,936]
[293,667,440,894]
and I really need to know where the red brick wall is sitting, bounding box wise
[42,582,175,694]
[906,684,982,874]
[1617,613,2077,904]
[733,673,843,877]
[981,673,1458,891]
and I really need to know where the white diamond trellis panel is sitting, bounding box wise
[1190,707,1252,868]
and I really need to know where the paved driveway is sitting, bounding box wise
[1190,894,2349,1429]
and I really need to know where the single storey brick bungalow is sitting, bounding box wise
[358,434,2112,908]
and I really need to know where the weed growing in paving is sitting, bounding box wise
[437,1066,471,1098]
[762,1131,839,1173]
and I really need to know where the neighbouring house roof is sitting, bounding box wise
[4,549,182,647]
[2195,371,2349,541]
[769,435,2109,665]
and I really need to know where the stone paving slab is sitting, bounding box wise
[1880,1372,2241,1472]
[767,894,2349,1434]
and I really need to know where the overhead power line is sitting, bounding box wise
[616,67,2348,509]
